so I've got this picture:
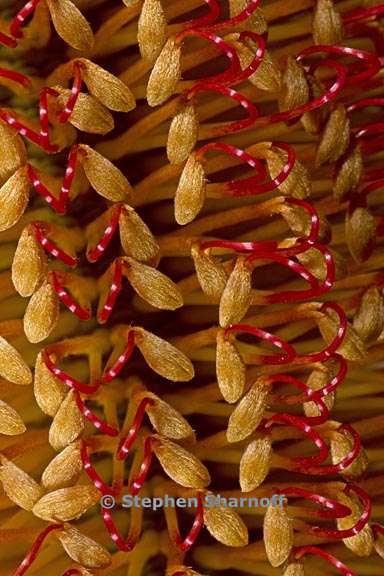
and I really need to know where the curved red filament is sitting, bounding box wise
[197,141,266,184]
[233,31,266,84]
[259,59,346,126]
[188,82,259,134]
[225,323,296,364]
[247,248,321,303]
[199,197,320,256]
[197,141,295,196]
[343,4,384,23]
[87,205,122,263]
[296,301,347,363]
[0,109,58,154]
[74,391,119,437]
[174,495,204,551]
[10,0,42,38]
[27,164,62,212]
[275,354,347,404]
[102,507,137,551]
[26,145,78,214]
[0,68,31,87]
[309,483,371,538]
[297,45,381,86]
[98,259,123,323]
[294,546,356,575]
[0,31,17,47]
[81,440,117,495]
[51,272,91,321]
[184,0,221,29]
[266,413,330,467]
[117,397,154,460]
[59,63,83,123]
[11,524,62,576]
[276,486,351,519]
[292,423,361,476]
[176,29,241,86]
[102,331,136,383]
[42,349,101,395]
[32,223,78,267]
[129,437,154,495]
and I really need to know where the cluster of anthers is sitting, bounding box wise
[0,0,384,575]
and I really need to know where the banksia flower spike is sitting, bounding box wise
[1,1,384,576]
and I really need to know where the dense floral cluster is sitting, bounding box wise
[0,1,384,575]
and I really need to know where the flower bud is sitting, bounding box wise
[42,441,83,490]
[55,88,114,134]
[0,401,26,436]
[203,503,249,546]
[331,428,368,478]
[24,280,60,343]
[123,257,183,310]
[167,102,199,165]
[78,144,132,201]
[316,106,350,167]
[216,330,245,403]
[133,327,194,381]
[0,166,29,232]
[119,205,159,262]
[279,57,309,112]
[0,123,27,185]
[267,149,311,198]
[312,0,343,45]
[191,246,228,299]
[57,524,111,568]
[219,257,251,328]
[334,146,363,202]
[226,378,270,443]
[34,351,68,416]
[33,485,100,522]
[303,366,335,417]
[239,437,272,492]
[0,337,32,385]
[141,392,195,440]
[12,226,46,297]
[317,307,366,361]
[0,456,43,510]
[175,153,206,225]
[46,0,94,51]
[78,59,135,112]
[49,390,85,451]
[153,436,210,488]
[353,286,384,341]
[138,0,167,64]
[147,38,181,106]
[337,491,374,556]
[346,206,376,264]
[263,500,293,567]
